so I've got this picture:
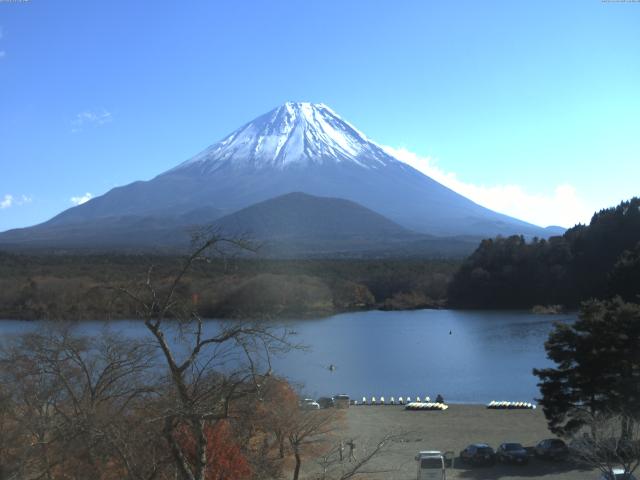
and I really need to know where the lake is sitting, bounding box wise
[0,309,575,404]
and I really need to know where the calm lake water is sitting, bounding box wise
[0,309,575,404]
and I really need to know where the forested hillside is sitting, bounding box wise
[0,254,457,320]
[448,197,640,309]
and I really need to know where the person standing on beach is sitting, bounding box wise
[347,439,356,462]
[339,440,344,461]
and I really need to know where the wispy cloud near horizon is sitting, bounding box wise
[71,110,113,133]
[0,194,13,209]
[0,194,32,209]
[383,146,593,229]
[70,192,93,205]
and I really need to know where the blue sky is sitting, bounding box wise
[1,0,639,230]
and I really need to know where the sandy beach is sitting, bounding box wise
[304,404,597,480]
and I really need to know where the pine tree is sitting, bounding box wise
[534,298,640,435]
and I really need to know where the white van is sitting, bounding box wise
[415,451,446,480]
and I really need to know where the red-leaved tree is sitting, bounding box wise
[175,420,252,480]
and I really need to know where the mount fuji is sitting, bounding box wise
[0,102,560,254]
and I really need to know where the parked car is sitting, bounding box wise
[333,393,350,408]
[496,442,529,465]
[598,468,638,480]
[535,438,569,460]
[459,444,496,466]
[317,396,335,409]
[415,450,446,480]
[301,398,320,410]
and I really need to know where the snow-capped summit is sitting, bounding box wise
[172,102,397,173]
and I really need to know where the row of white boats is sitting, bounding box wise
[405,402,449,411]
[353,396,433,406]
[486,401,536,409]
[351,398,536,409]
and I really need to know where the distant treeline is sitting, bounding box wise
[448,197,640,309]
[0,253,459,320]
[6,197,638,318]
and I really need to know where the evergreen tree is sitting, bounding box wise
[448,197,640,309]
[533,298,640,435]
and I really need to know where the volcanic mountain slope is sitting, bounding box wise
[210,192,479,257]
[214,192,413,240]
[0,192,480,257]
[0,102,559,253]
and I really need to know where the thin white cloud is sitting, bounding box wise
[70,192,93,205]
[383,146,593,228]
[0,194,13,209]
[0,26,4,59]
[0,194,33,209]
[71,110,113,133]
[18,195,32,205]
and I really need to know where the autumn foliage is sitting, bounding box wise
[175,420,252,480]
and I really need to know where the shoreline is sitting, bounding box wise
[0,303,579,322]
[0,304,440,322]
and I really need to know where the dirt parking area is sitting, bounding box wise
[319,405,597,480]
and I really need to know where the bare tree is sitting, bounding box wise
[569,412,640,478]
[286,408,342,480]
[314,434,400,480]
[0,327,163,480]
[253,376,300,460]
[0,384,26,480]
[114,233,294,480]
